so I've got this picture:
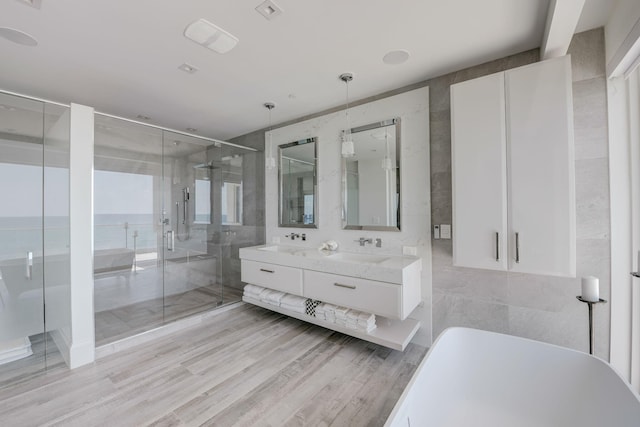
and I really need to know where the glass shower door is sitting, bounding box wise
[162,131,223,320]
[93,117,165,345]
[0,93,46,384]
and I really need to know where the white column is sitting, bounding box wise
[68,103,95,368]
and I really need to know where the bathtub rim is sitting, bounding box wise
[384,327,640,426]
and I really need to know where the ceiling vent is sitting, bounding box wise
[255,0,283,20]
[15,0,42,9]
[184,19,238,54]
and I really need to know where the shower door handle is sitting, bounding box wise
[167,230,175,251]
[26,251,33,280]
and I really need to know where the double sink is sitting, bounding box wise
[258,245,390,265]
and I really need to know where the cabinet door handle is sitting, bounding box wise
[515,232,520,263]
[260,268,275,273]
[495,232,500,262]
[334,282,356,290]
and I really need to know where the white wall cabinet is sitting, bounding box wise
[451,55,575,277]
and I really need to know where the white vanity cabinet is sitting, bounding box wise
[238,245,422,350]
[304,271,403,320]
[451,55,575,277]
[241,260,303,295]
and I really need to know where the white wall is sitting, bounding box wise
[605,0,640,77]
[266,87,433,345]
[69,103,95,368]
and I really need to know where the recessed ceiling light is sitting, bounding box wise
[15,0,42,9]
[136,114,151,121]
[186,127,198,132]
[383,49,410,65]
[184,19,239,54]
[255,0,283,20]
[178,63,198,74]
[0,27,38,47]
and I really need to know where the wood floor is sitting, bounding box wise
[0,304,427,427]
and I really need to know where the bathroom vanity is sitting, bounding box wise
[239,244,422,350]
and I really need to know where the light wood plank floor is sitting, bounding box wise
[0,304,427,427]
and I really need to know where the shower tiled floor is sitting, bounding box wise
[94,265,243,346]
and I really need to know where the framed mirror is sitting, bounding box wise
[342,118,400,231]
[279,137,318,228]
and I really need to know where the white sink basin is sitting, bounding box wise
[328,252,390,264]
[257,245,300,254]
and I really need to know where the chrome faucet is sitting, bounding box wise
[286,233,301,240]
[354,237,373,246]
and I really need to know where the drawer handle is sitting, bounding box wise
[260,268,275,273]
[334,282,356,290]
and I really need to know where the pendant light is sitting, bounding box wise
[339,73,355,158]
[264,102,276,170]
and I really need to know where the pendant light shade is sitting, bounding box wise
[341,138,355,158]
[264,102,276,170]
[340,73,355,158]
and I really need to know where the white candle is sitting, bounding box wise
[637,251,640,272]
[581,276,599,302]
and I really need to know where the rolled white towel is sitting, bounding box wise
[346,309,360,321]
[357,323,376,333]
[263,290,286,304]
[244,284,265,296]
[334,306,350,318]
[281,294,307,307]
[280,304,306,314]
[322,303,337,313]
[357,312,375,324]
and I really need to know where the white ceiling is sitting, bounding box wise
[0,0,614,142]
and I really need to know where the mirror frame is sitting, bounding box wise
[342,118,401,231]
[278,137,318,228]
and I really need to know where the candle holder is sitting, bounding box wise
[631,272,640,278]
[576,296,607,355]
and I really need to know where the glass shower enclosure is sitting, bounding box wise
[93,115,258,345]
[0,92,70,386]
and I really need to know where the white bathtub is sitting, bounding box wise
[385,327,640,427]
[94,248,135,273]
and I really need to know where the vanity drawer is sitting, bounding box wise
[241,260,303,295]
[303,270,401,319]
